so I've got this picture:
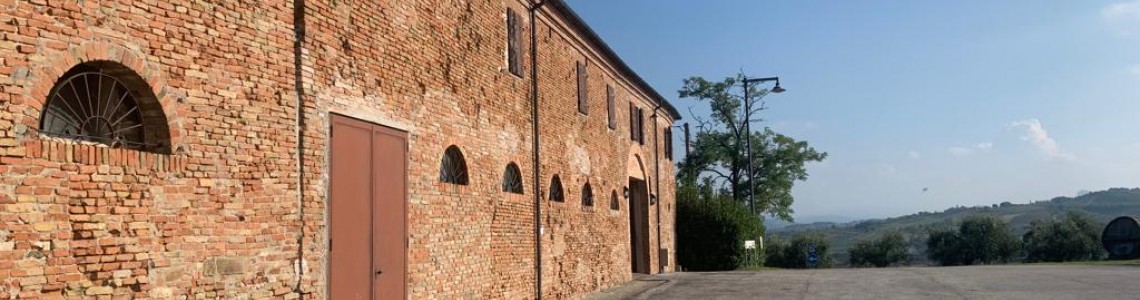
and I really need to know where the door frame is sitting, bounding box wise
[326,113,409,299]
[627,178,650,274]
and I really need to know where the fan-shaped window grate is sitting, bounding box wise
[41,67,147,148]
[549,175,564,202]
[502,162,523,194]
[582,182,594,206]
[610,190,619,210]
[439,146,469,185]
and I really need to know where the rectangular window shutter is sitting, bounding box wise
[629,102,636,141]
[637,108,645,145]
[577,61,588,114]
[665,128,672,159]
[607,85,615,129]
[507,9,522,76]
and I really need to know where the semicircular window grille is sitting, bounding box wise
[40,69,146,148]
[582,182,594,206]
[439,146,469,185]
[502,162,523,194]
[549,175,564,202]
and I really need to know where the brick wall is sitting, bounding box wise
[0,0,677,299]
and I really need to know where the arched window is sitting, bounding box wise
[502,162,523,194]
[439,146,469,185]
[581,182,594,206]
[549,175,564,202]
[40,61,170,152]
[610,190,619,210]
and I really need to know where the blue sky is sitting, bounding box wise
[567,1,1140,221]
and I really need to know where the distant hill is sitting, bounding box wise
[769,187,1140,265]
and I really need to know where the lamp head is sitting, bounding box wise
[771,80,786,94]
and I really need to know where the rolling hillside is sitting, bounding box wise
[770,188,1140,265]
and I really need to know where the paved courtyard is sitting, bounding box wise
[635,265,1140,299]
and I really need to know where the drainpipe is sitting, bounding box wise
[528,1,546,299]
[292,0,307,297]
[651,105,662,273]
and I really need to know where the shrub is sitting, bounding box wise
[1023,211,1104,262]
[676,192,765,271]
[766,234,833,268]
[848,230,909,267]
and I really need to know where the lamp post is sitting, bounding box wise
[741,76,784,214]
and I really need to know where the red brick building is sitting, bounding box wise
[0,0,679,298]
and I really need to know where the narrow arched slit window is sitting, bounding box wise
[502,162,523,194]
[549,175,564,202]
[582,182,594,207]
[439,145,469,185]
[610,190,619,210]
[40,61,171,153]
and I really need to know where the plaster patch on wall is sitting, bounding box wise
[567,140,591,176]
[495,124,522,155]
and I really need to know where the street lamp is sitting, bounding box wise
[741,76,784,214]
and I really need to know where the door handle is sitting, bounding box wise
[375,269,383,275]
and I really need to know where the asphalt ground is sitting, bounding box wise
[625,265,1140,300]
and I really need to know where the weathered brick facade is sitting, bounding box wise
[0,0,677,299]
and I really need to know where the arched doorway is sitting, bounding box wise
[627,154,650,274]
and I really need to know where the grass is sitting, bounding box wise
[1029,259,1140,266]
[736,265,783,271]
[1074,259,1140,266]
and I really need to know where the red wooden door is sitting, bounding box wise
[330,114,407,299]
[372,124,407,298]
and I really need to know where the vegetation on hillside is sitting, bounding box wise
[771,188,1138,266]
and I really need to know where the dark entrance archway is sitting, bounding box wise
[628,178,650,274]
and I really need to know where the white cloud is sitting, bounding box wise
[1009,118,1074,161]
[908,151,921,159]
[1104,1,1140,20]
[947,142,993,156]
[948,147,973,156]
[1103,1,1140,35]
[1130,64,1140,79]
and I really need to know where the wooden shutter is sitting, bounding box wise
[607,85,616,129]
[577,61,588,114]
[629,102,637,141]
[507,9,522,76]
[637,108,645,145]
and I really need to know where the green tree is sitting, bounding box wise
[925,228,964,266]
[849,231,909,267]
[677,74,827,221]
[925,215,1021,266]
[1023,211,1105,262]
